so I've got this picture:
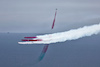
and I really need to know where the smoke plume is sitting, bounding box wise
[18,23,100,44]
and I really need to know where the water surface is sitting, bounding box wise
[0,33,100,67]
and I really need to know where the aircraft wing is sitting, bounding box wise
[52,9,57,29]
[38,9,57,62]
[18,9,57,62]
[38,45,49,61]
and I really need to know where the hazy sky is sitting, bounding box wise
[0,0,100,33]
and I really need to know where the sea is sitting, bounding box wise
[0,33,100,67]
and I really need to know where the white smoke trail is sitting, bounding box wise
[18,23,100,44]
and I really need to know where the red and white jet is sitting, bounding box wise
[18,9,57,61]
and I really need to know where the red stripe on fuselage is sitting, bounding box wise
[22,39,42,41]
[29,39,42,41]
[22,39,29,41]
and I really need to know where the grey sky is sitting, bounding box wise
[0,0,100,33]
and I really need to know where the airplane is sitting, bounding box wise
[18,9,57,61]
